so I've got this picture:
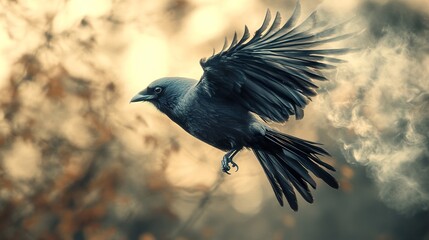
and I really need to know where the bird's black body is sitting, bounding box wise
[149,77,265,151]
[131,1,352,210]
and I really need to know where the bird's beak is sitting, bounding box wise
[130,92,155,103]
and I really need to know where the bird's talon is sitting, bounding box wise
[221,154,239,174]
[230,161,239,172]
[222,166,231,174]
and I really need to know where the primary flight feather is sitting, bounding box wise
[131,1,351,210]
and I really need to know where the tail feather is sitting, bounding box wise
[268,152,299,210]
[276,151,317,189]
[254,150,292,207]
[271,133,336,171]
[253,129,338,210]
[284,165,314,204]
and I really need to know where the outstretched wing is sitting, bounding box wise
[197,1,354,122]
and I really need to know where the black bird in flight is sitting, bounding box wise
[131,2,352,210]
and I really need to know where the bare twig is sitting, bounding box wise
[169,172,225,239]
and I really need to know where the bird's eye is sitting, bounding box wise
[154,87,163,94]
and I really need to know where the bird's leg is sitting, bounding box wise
[221,149,240,175]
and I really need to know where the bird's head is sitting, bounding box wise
[130,77,196,114]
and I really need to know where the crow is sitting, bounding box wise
[131,2,353,210]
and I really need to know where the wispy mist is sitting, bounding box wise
[318,0,429,213]
[1,0,428,239]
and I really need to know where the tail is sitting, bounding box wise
[253,129,338,211]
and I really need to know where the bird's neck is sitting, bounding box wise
[156,98,189,130]
[154,78,197,128]
[154,88,190,127]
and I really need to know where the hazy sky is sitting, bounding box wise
[0,0,428,239]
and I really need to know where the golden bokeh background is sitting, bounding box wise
[0,0,428,239]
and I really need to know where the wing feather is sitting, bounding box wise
[197,1,354,122]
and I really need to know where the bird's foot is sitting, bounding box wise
[221,155,239,175]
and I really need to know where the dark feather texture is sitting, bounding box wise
[198,1,354,122]
[132,1,352,210]
[254,130,337,210]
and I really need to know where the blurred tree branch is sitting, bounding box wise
[169,172,225,239]
[0,0,220,239]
